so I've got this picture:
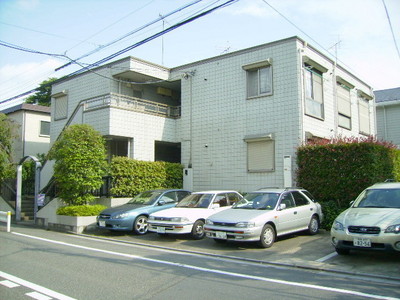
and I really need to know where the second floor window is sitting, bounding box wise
[245,63,273,99]
[337,83,352,130]
[304,66,324,119]
[358,96,371,135]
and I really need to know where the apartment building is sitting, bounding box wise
[44,36,375,192]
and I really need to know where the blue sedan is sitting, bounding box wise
[97,189,191,234]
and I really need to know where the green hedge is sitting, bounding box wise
[110,157,184,197]
[297,137,400,230]
[57,204,107,216]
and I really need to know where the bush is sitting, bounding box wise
[320,201,348,230]
[110,157,183,197]
[56,205,107,216]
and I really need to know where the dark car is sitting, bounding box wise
[97,189,191,234]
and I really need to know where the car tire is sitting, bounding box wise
[258,224,275,248]
[307,215,319,235]
[133,215,148,235]
[192,220,205,240]
[335,247,350,255]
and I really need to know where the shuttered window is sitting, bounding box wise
[247,139,275,172]
[358,96,370,134]
[337,83,351,129]
[54,95,68,120]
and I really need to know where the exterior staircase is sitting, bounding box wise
[20,195,35,221]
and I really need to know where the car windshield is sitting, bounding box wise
[127,191,162,205]
[354,189,400,208]
[176,193,213,208]
[233,192,279,210]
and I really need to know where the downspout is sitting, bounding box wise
[188,74,193,168]
[22,110,26,157]
[298,46,305,144]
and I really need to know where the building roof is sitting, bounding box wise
[1,103,51,115]
[374,87,400,103]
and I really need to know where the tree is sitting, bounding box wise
[25,77,58,107]
[0,113,15,181]
[49,124,107,205]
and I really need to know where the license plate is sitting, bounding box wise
[99,220,106,227]
[353,237,371,247]
[157,227,166,234]
[216,231,227,239]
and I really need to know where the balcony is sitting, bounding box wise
[83,93,181,118]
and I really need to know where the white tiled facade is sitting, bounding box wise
[45,37,375,192]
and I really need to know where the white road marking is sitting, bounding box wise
[0,279,20,288]
[0,270,75,300]
[26,291,53,300]
[11,232,399,300]
[316,252,338,262]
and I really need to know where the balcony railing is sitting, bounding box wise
[83,93,181,118]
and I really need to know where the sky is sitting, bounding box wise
[0,0,399,110]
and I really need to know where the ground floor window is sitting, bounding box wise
[245,134,275,172]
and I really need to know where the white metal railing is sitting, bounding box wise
[83,93,181,118]
[0,211,11,232]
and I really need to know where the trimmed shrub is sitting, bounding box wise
[110,157,183,197]
[57,205,107,216]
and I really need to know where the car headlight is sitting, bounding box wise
[170,217,189,222]
[205,219,214,225]
[385,224,400,234]
[113,212,130,219]
[236,222,255,228]
[332,220,344,231]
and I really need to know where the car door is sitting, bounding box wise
[291,191,314,229]
[275,192,298,234]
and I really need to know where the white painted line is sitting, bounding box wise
[26,291,53,300]
[316,252,338,262]
[12,232,399,300]
[0,270,75,300]
[0,279,20,288]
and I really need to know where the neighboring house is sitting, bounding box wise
[375,87,400,147]
[1,103,51,163]
[43,36,375,192]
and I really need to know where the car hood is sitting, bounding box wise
[150,207,225,221]
[339,208,400,227]
[100,204,149,215]
[207,208,273,223]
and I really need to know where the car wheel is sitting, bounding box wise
[192,220,205,240]
[335,247,350,255]
[307,215,319,235]
[258,224,275,248]
[133,215,148,235]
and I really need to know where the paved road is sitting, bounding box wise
[0,225,399,299]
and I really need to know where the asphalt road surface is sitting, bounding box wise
[0,225,399,300]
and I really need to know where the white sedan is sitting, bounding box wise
[148,191,243,239]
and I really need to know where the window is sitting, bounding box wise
[280,193,295,209]
[227,193,241,205]
[337,83,352,129]
[304,66,324,119]
[40,121,50,136]
[358,94,371,135]
[243,60,273,98]
[54,95,68,120]
[244,134,275,172]
[292,191,309,206]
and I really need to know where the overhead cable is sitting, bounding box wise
[66,0,239,78]
[382,0,400,60]
[56,0,205,71]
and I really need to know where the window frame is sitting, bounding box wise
[358,91,372,135]
[39,120,50,137]
[243,60,273,99]
[244,134,275,173]
[336,79,354,130]
[304,65,324,119]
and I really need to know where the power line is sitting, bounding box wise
[56,0,205,71]
[382,0,400,60]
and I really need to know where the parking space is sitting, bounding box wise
[85,228,400,280]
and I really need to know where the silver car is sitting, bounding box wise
[331,182,400,255]
[204,188,323,248]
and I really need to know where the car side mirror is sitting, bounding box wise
[158,200,166,206]
[278,203,286,210]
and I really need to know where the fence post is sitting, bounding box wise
[7,211,11,232]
